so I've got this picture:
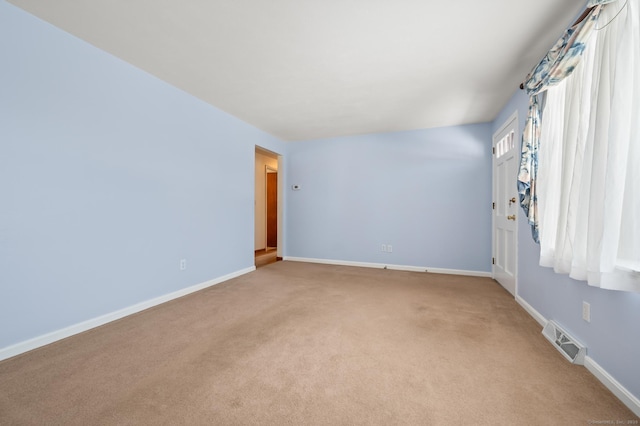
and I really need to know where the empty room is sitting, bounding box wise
[1,0,639,424]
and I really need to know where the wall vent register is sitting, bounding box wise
[542,320,586,365]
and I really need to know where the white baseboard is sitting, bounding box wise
[0,266,255,362]
[283,256,492,278]
[515,295,547,327]
[515,295,640,417]
[585,356,640,417]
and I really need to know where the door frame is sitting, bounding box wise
[254,145,284,261]
[492,110,519,296]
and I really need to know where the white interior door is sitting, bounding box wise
[493,113,519,296]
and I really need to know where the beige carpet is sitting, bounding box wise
[0,261,636,425]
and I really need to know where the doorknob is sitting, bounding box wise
[507,215,516,221]
[509,197,517,206]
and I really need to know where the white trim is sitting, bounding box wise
[584,356,640,417]
[0,266,255,362]
[493,110,519,140]
[283,257,492,278]
[492,110,519,297]
[515,295,640,416]
[276,155,284,259]
[515,295,547,327]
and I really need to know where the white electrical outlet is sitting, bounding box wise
[381,244,387,252]
[180,259,187,271]
[582,301,590,322]
[387,245,393,253]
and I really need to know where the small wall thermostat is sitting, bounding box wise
[292,184,301,191]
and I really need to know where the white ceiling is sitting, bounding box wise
[9,0,585,141]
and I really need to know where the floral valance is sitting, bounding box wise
[522,5,604,96]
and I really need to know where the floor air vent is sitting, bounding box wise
[542,320,586,365]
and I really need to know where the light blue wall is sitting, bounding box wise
[286,124,492,272]
[493,89,640,401]
[0,2,286,349]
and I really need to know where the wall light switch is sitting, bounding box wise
[387,245,393,253]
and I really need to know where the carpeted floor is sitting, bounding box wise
[0,261,636,425]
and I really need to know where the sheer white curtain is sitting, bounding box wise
[537,0,640,292]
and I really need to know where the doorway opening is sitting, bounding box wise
[255,146,282,268]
